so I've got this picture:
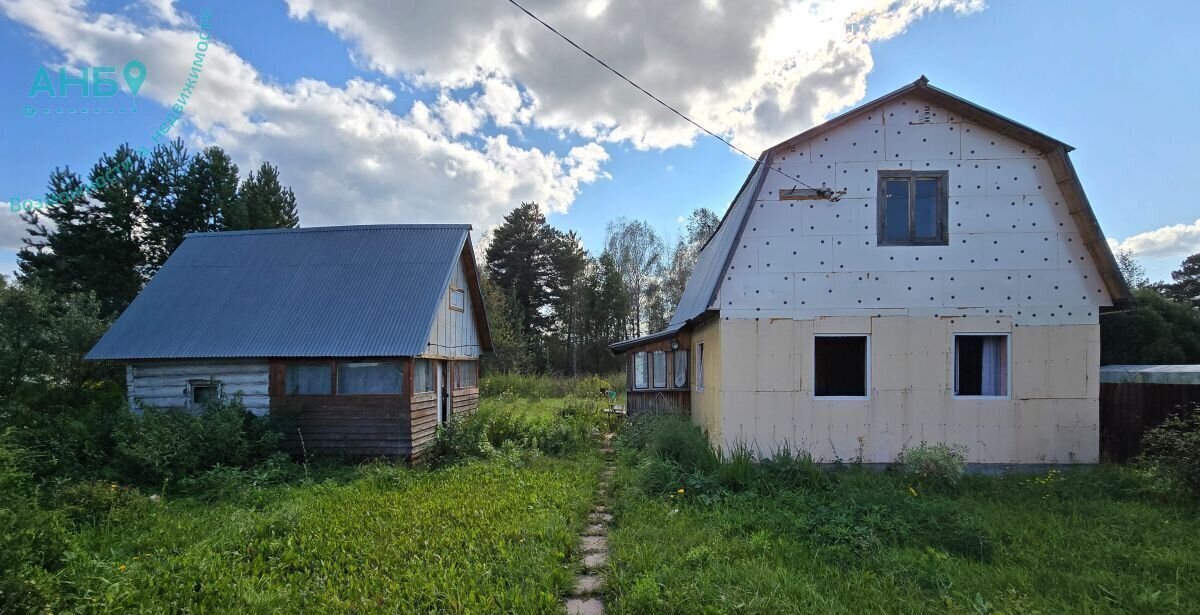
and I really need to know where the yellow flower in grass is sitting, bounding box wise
[677,488,685,494]
[118,565,127,573]
[908,487,918,497]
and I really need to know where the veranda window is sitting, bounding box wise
[634,352,648,389]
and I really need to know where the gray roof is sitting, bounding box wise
[610,157,768,353]
[1100,365,1200,385]
[87,224,490,360]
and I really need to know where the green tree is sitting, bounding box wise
[143,139,197,272]
[1100,287,1200,364]
[179,146,242,230]
[581,253,629,373]
[1115,248,1149,290]
[479,272,532,374]
[1165,253,1200,309]
[237,162,300,229]
[485,203,556,342]
[545,230,588,374]
[18,144,149,316]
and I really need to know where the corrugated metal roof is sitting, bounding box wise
[87,224,477,360]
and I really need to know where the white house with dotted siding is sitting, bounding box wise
[611,77,1130,466]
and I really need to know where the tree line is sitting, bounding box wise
[480,202,719,375]
[1103,250,1200,364]
[16,140,299,317]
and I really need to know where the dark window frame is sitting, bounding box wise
[876,170,949,246]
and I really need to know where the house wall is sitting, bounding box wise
[623,332,691,414]
[710,94,1111,464]
[690,317,723,441]
[127,360,271,415]
[424,255,481,358]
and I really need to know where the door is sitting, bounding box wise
[435,361,445,425]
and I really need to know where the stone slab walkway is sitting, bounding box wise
[564,437,615,615]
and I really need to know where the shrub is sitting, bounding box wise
[427,405,596,466]
[480,372,621,400]
[895,442,968,486]
[1140,408,1200,497]
[113,397,281,487]
[0,431,68,612]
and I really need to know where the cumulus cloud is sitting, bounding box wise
[1,0,609,235]
[286,0,984,151]
[1108,218,1200,259]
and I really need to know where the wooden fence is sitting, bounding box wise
[1099,382,1200,462]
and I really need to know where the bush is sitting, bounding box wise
[1140,408,1200,497]
[428,403,597,466]
[480,373,621,400]
[895,442,968,487]
[0,431,68,612]
[113,397,281,487]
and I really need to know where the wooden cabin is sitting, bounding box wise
[87,224,492,459]
[612,77,1130,466]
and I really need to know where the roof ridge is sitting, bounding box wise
[185,224,473,238]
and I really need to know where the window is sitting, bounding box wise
[814,335,869,398]
[450,288,465,311]
[286,364,332,395]
[189,380,219,407]
[696,343,705,391]
[454,361,478,388]
[673,350,688,388]
[954,335,1009,397]
[877,171,947,245]
[652,351,667,388]
[634,352,648,389]
[414,359,434,393]
[337,362,403,394]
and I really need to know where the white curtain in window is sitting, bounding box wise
[634,353,648,389]
[980,336,1005,396]
[338,362,402,394]
[653,351,667,388]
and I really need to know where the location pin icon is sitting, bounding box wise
[123,60,147,95]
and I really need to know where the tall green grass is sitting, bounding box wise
[607,416,1200,614]
[481,372,624,401]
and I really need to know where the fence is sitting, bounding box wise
[1099,382,1200,462]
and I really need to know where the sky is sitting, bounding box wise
[1,0,1198,283]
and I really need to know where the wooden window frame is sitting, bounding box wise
[413,358,435,394]
[449,287,466,312]
[453,360,478,389]
[812,334,871,400]
[187,379,221,409]
[876,170,949,246]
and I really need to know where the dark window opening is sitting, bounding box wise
[878,171,948,245]
[954,335,1008,396]
[814,336,868,397]
[191,381,218,406]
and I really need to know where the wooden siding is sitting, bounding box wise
[424,251,482,358]
[451,386,480,419]
[128,360,270,415]
[409,392,439,458]
[269,358,419,458]
[1100,382,1200,462]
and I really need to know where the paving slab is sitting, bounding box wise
[582,551,608,569]
[566,598,604,615]
[583,523,607,536]
[581,535,607,552]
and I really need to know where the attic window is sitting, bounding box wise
[878,171,948,246]
[450,288,465,311]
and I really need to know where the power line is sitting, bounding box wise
[503,0,839,200]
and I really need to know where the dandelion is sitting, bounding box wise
[908,487,918,497]
[118,565,127,573]
[677,488,685,494]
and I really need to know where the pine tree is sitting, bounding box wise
[238,162,300,229]
[177,147,241,230]
[143,139,195,272]
[485,202,556,339]
[18,144,149,316]
[1166,253,1200,309]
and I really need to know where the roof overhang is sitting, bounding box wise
[608,323,685,354]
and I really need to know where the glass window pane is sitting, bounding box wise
[653,351,667,388]
[415,360,436,393]
[883,179,909,241]
[674,350,688,388]
[450,288,465,310]
[337,362,403,394]
[286,364,331,395]
[634,352,648,389]
[914,179,939,239]
[455,361,477,388]
[696,343,705,390]
[192,384,217,405]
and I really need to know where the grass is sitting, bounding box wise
[48,456,601,613]
[607,419,1200,614]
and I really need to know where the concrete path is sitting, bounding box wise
[564,437,615,615]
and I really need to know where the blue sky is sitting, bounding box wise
[2,0,1198,282]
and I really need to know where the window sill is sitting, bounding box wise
[952,395,1010,400]
[814,395,870,401]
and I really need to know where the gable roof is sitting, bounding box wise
[612,77,1130,353]
[87,224,493,360]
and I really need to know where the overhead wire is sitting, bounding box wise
[503,0,842,200]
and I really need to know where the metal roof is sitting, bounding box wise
[87,224,489,360]
[1100,365,1200,385]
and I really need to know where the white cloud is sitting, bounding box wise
[285,0,985,151]
[1108,218,1200,260]
[1,0,610,236]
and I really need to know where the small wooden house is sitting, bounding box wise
[87,224,492,459]
[612,77,1130,466]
